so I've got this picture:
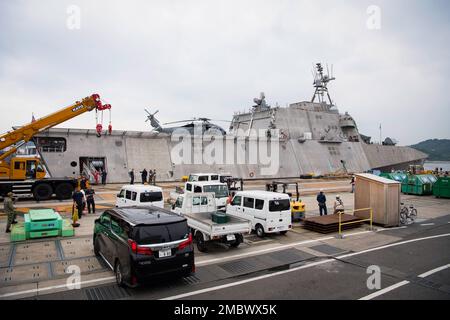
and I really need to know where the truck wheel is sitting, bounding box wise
[33,183,53,201]
[55,183,74,200]
[230,234,243,248]
[195,233,207,252]
[255,224,265,238]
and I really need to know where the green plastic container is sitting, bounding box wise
[29,229,59,239]
[61,219,75,237]
[10,223,27,242]
[23,209,64,240]
[433,177,450,198]
[211,212,229,224]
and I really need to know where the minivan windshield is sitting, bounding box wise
[203,185,229,198]
[269,199,291,212]
[140,191,163,203]
[133,221,189,244]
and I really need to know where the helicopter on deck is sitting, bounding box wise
[144,109,229,135]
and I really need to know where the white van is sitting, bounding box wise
[226,191,292,237]
[116,184,164,208]
[184,181,229,210]
[188,173,221,182]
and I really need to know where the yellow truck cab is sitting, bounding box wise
[0,157,46,180]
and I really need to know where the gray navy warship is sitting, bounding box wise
[33,63,427,183]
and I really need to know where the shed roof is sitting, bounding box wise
[355,173,400,185]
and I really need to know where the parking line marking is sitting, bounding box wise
[377,226,407,231]
[197,229,375,266]
[420,223,435,226]
[418,264,450,278]
[161,233,450,300]
[359,263,450,300]
[358,281,410,300]
[0,276,116,298]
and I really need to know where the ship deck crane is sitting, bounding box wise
[0,94,112,201]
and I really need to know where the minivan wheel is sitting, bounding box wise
[93,236,100,256]
[115,261,125,287]
[255,224,265,238]
[195,233,207,252]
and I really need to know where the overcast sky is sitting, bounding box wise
[1,0,449,145]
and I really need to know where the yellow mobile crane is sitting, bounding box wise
[0,94,112,201]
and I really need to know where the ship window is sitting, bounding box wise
[36,137,67,153]
[70,161,77,167]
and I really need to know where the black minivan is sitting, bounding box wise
[93,206,195,287]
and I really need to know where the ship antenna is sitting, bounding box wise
[311,62,336,106]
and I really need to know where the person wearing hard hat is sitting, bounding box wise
[334,195,345,215]
[316,189,328,216]
[4,192,18,233]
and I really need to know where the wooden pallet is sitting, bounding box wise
[303,214,363,234]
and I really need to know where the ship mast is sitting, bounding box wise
[311,63,336,106]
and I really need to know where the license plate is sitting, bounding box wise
[226,234,236,241]
[158,248,172,258]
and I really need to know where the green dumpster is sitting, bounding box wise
[433,177,450,198]
[380,172,407,183]
[401,174,433,195]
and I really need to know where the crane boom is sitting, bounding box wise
[0,94,111,161]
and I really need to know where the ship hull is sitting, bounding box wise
[35,126,427,183]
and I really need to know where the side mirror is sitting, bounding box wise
[94,218,100,224]
[117,193,123,198]
[172,204,176,210]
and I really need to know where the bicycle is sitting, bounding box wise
[400,202,417,225]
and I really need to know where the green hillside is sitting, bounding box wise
[410,139,450,161]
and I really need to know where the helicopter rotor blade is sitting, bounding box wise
[163,119,196,125]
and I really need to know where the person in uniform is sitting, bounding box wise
[129,169,135,185]
[101,169,107,185]
[4,192,18,233]
[316,189,328,216]
[85,186,96,214]
[72,188,85,220]
[140,169,148,184]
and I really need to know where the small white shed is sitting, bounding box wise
[354,173,401,227]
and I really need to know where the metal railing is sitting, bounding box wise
[337,207,373,238]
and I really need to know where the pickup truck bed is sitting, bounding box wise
[183,211,251,238]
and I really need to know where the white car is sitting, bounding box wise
[116,184,164,208]
[226,191,292,237]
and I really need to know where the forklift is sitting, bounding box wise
[222,176,244,197]
[265,181,306,221]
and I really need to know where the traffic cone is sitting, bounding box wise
[72,204,80,228]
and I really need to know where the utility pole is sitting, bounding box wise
[379,124,382,145]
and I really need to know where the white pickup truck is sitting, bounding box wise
[170,181,230,211]
[172,192,251,252]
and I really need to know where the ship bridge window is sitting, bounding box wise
[36,137,67,153]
